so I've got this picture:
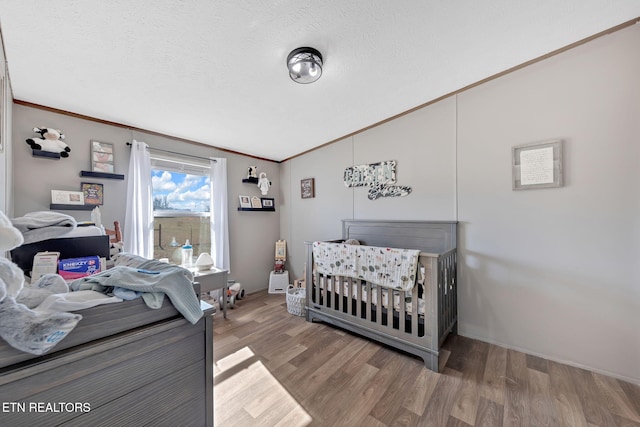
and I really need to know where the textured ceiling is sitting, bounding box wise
[1,1,639,161]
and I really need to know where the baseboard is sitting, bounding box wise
[457,331,639,386]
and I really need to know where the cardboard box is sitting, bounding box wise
[58,256,101,281]
[32,252,60,281]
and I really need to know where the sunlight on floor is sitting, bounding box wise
[214,347,312,427]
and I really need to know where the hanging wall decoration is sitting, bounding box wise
[343,160,412,200]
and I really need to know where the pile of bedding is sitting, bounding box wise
[1,211,202,356]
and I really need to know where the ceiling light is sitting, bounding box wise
[287,47,323,84]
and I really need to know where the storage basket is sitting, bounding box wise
[286,285,306,316]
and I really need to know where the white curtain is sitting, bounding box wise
[210,157,230,271]
[124,140,153,258]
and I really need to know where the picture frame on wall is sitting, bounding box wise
[81,182,104,205]
[301,177,315,199]
[51,190,85,205]
[238,195,251,209]
[261,197,274,208]
[91,141,115,173]
[512,139,563,190]
[250,196,262,209]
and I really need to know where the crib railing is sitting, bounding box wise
[306,250,447,345]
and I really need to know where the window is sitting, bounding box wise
[151,154,211,263]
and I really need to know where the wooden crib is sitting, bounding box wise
[305,220,457,372]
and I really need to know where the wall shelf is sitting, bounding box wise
[242,177,259,184]
[237,207,275,212]
[80,170,125,180]
[50,204,97,211]
[32,149,61,159]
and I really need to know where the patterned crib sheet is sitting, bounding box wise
[312,242,421,291]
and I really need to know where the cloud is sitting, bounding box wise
[152,171,177,192]
[153,170,211,211]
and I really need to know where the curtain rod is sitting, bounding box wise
[126,142,216,162]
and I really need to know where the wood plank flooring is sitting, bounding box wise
[212,291,640,427]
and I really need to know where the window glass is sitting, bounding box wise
[151,166,211,263]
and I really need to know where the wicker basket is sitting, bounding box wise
[286,285,306,317]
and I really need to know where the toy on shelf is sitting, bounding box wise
[26,127,71,158]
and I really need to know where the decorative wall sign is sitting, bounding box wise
[512,140,563,190]
[343,160,412,200]
[81,182,104,205]
[301,178,315,199]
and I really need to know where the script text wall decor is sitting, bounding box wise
[344,160,411,200]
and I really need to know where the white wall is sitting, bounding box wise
[456,23,640,383]
[11,105,281,294]
[281,24,640,383]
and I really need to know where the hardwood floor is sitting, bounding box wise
[213,291,640,427]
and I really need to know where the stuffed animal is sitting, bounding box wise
[0,211,82,355]
[247,166,258,179]
[25,127,71,158]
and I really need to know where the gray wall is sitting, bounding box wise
[11,105,280,294]
[281,24,640,383]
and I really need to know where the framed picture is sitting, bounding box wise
[301,178,315,199]
[512,139,563,190]
[275,240,286,260]
[51,190,85,205]
[250,196,262,209]
[91,141,115,173]
[81,182,104,205]
[238,195,251,209]
[261,197,274,208]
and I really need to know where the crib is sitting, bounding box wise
[305,220,457,372]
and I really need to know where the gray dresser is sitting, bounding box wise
[0,294,214,426]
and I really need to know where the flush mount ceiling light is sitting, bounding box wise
[287,47,323,84]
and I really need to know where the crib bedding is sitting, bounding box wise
[312,241,420,291]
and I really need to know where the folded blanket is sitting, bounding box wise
[312,242,420,291]
[11,211,77,245]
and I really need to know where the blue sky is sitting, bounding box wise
[152,170,210,212]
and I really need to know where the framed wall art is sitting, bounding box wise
[512,139,563,190]
[250,196,262,209]
[51,190,84,205]
[275,240,286,260]
[91,140,115,173]
[301,178,315,199]
[81,182,104,205]
[238,195,251,209]
[261,197,274,208]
